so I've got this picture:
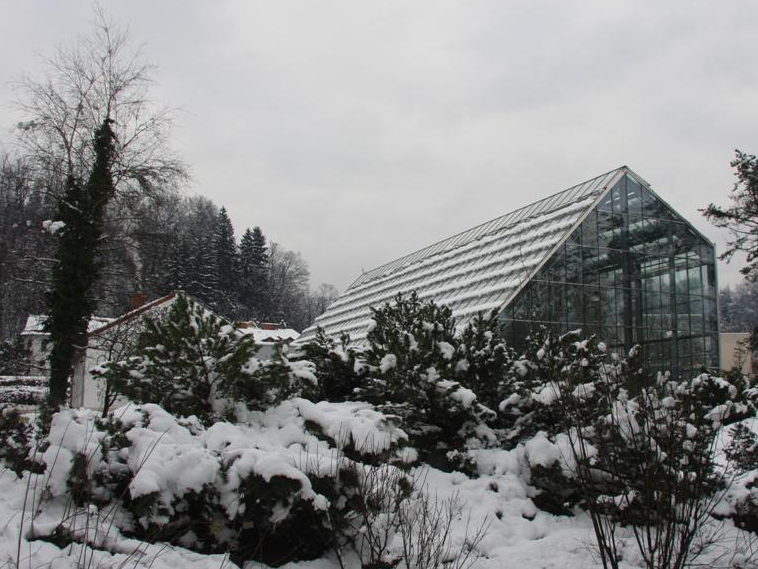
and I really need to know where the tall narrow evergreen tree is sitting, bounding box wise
[46,118,116,408]
[214,207,238,316]
[187,232,220,309]
[251,226,270,317]
[165,235,191,293]
[238,226,270,320]
[238,229,256,318]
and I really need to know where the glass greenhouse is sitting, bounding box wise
[301,167,719,378]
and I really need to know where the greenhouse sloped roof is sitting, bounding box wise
[301,166,633,345]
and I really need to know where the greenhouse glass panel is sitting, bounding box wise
[305,167,719,381]
[497,172,718,379]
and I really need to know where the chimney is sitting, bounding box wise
[130,291,147,310]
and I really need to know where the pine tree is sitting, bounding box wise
[96,292,258,424]
[238,229,256,317]
[358,292,495,467]
[720,285,736,331]
[46,118,116,408]
[186,232,220,309]
[238,226,270,319]
[703,150,758,281]
[214,207,238,316]
[165,235,191,294]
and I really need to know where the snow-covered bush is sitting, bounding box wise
[36,400,413,565]
[492,328,614,513]
[345,461,488,569]
[0,405,43,475]
[452,311,516,412]
[719,413,758,536]
[94,293,308,425]
[0,375,46,406]
[298,327,364,401]
[502,327,754,569]
[230,339,317,410]
[357,292,497,469]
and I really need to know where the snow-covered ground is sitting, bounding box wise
[0,403,755,569]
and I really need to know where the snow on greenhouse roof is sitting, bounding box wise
[301,167,638,345]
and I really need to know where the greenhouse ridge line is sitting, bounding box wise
[348,165,629,290]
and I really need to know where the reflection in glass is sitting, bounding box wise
[498,173,719,379]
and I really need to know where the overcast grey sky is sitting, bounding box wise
[1,1,756,291]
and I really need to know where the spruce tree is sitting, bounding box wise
[95,292,258,424]
[238,229,256,317]
[186,232,220,309]
[165,235,191,294]
[251,226,270,317]
[238,226,270,320]
[46,118,116,408]
[214,207,238,316]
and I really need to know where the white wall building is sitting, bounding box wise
[20,314,113,376]
[71,292,177,410]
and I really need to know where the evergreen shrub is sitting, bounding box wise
[94,292,310,425]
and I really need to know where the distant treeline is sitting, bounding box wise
[0,155,338,339]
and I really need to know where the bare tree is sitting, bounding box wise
[312,283,340,315]
[10,7,188,408]
[12,6,189,306]
[12,6,186,200]
[268,242,311,328]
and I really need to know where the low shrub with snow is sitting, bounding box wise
[496,327,756,568]
[353,293,500,470]
[0,375,46,406]
[0,405,43,476]
[34,399,414,565]
[94,293,315,426]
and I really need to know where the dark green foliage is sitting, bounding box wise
[722,421,758,535]
[46,119,117,408]
[0,338,31,375]
[527,463,583,516]
[454,311,515,411]
[238,226,270,320]
[504,327,755,568]
[227,341,307,410]
[725,422,758,473]
[214,207,239,316]
[0,406,43,476]
[95,293,258,424]
[702,149,758,282]
[299,328,363,401]
[499,328,614,444]
[231,474,334,566]
[185,232,221,309]
[357,292,496,467]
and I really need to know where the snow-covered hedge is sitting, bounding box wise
[0,375,46,406]
[35,399,412,565]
